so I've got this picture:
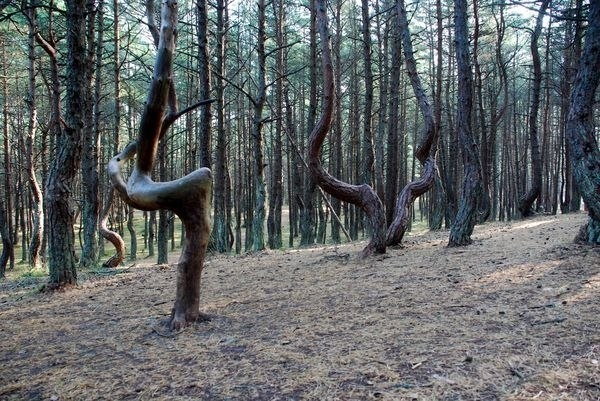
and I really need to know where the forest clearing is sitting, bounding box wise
[0,212,598,400]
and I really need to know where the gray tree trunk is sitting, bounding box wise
[448,0,483,246]
[46,0,87,288]
[26,4,44,269]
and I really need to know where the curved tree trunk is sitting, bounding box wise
[518,0,550,217]
[566,0,600,244]
[308,0,386,258]
[386,0,438,246]
[99,188,125,268]
[109,1,213,330]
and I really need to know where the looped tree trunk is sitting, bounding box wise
[108,0,213,330]
[99,187,125,268]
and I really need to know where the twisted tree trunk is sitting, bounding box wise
[308,0,386,258]
[386,0,438,246]
[109,1,213,330]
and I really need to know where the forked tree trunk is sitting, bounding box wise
[308,0,386,258]
[386,0,438,246]
[109,1,212,330]
[566,0,600,244]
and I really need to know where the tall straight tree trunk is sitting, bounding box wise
[267,0,285,249]
[360,0,374,187]
[26,4,44,268]
[300,3,319,246]
[566,0,600,244]
[34,4,61,265]
[428,0,445,230]
[0,198,10,276]
[0,37,14,272]
[99,0,127,266]
[472,0,491,222]
[46,0,87,287]
[373,0,388,203]
[561,0,583,213]
[80,0,102,268]
[448,0,483,246]
[251,0,268,252]
[385,23,401,226]
[196,0,212,168]
[518,0,549,217]
[157,143,169,264]
[212,0,231,252]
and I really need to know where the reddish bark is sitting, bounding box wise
[307,0,386,258]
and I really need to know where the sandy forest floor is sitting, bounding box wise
[0,213,599,401]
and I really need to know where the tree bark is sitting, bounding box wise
[472,0,491,222]
[212,0,232,253]
[385,21,401,227]
[196,0,212,169]
[360,0,374,187]
[0,38,14,272]
[308,0,386,258]
[566,0,600,244]
[99,188,125,268]
[46,0,87,288]
[267,0,285,250]
[386,0,438,246]
[26,3,44,268]
[518,0,549,218]
[80,0,102,268]
[109,0,213,330]
[0,198,9,277]
[250,0,267,252]
[300,2,319,247]
[448,0,483,247]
